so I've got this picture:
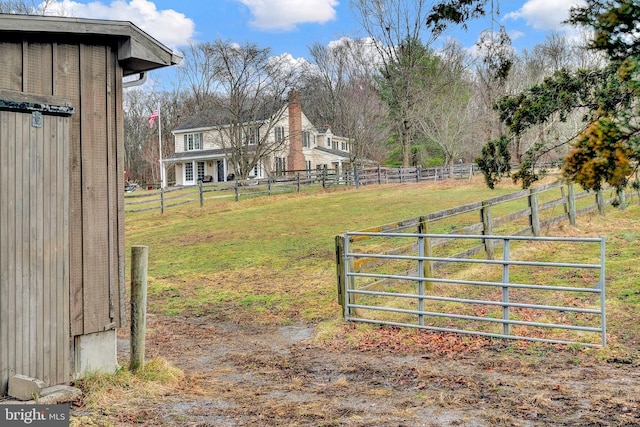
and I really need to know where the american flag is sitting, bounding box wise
[149,109,159,126]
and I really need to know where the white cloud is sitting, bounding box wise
[40,0,195,49]
[504,0,586,30]
[327,36,382,66]
[236,0,338,31]
[509,30,525,42]
[270,52,310,68]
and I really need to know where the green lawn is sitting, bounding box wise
[125,180,516,321]
[124,178,640,352]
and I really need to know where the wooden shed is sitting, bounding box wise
[0,14,178,395]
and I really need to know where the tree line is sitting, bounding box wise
[3,0,638,193]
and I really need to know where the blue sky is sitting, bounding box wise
[42,0,586,74]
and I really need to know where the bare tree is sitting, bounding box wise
[351,0,442,167]
[174,42,222,113]
[123,87,184,185]
[0,0,61,14]
[303,38,388,164]
[177,40,301,179]
[415,41,477,169]
[494,32,605,165]
[123,89,154,184]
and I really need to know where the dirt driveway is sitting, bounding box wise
[97,314,640,426]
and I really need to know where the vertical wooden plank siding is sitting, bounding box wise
[106,50,116,325]
[107,49,126,327]
[80,44,111,333]
[16,112,26,376]
[0,32,132,391]
[0,110,70,392]
[0,111,10,391]
[25,42,53,95]
[54,43,85,337]
[41,115,51,384]
[0,42,23,91]
[6,112,17,387]
[59,116,71,383]
[114,54,126,327]
[54,40,125,335]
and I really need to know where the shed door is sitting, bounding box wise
[0,106,71,394]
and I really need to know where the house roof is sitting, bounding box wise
[163,148,230,162]
[0,14,180,76]
[314,146,350,159]
[173,104,284,132]
[173,110,229,132]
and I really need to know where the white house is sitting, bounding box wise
[164,91,353,186]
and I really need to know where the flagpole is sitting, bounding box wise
[157,102,164,188]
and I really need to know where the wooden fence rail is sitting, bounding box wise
[336,181,636,293]
[124,164,483,214]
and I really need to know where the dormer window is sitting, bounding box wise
[184,133,203,151]
[326,137,331,148]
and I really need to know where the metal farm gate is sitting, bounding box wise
[336,233,606,347]
[0,96,73,393]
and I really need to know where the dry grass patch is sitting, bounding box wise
[71,357,185,426]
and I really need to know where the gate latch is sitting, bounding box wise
[32,111,42,128]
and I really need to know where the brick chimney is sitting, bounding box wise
[287,90,305,173]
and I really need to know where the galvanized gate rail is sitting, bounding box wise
[337,233,606,347]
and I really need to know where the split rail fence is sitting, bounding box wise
[124,164,477,214]
[335,181,636,346]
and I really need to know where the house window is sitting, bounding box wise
[244,126,260,145]
[185,162,194,182]
[306,160,311,172]
[341,142,347,151]
[332,141,338,150]
[326,137,331,148]
[303,131,311,148]
[275,157,286,176]
[275,126,285,144]
[184,133,203,151]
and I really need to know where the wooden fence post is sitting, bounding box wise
[597,189,605,215]
[354,166,360,188]
[618,187,627,210]
[130,245,149,372]
[335,235,345,314]
[567,184,577,225]
[234,179,239,202]
[481,201,494,260]
[529,187,541,236]
[297,173,301,192]
[377,165,382,185]
[198,181,204,208]
[160,187,165,214]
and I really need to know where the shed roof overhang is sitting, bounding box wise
[0,14,181,75]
